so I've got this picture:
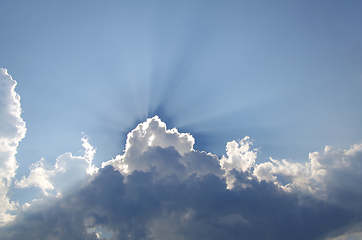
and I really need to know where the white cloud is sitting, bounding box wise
[219,136,257,188]
[220,136,257,172]
[253,143,362,213]
[103,116,223,179]
[0,68,26,225]
[16,137,98,197]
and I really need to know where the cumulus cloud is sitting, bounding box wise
[219,136,257,188]
[1,116,362,239]
[253,143,362,212]
[0,69,26,225]
[0,76,360,239]
[0,165,358,240]
[103,116,223,179]
[16,136,98,196]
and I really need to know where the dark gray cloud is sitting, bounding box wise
[1,165,360,240]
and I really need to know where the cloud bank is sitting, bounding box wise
[0,69,362,239]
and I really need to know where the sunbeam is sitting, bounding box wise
[1,1,362,239]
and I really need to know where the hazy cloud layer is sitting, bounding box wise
[1,116,362,239]
[0,69,26,225]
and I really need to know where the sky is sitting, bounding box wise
[1,1,362,239]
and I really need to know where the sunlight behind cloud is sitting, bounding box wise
[2,113,362,239]
[1,1,362,239]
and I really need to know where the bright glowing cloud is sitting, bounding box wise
[254,143,362,211]
[16,136,98,196]
[0,68,26,225]
[103,116,223,179]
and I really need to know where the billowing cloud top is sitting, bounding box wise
[0,68,26,225]
[103,116,223,180]
[1,69,362,240]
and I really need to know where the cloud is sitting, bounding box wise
[15,136,98,197]
[103,116,223,179]
[253,143,362,212]
[1,116,362,239]
[0,165,358,240]
[219,136,257,188]
[0,73,361,239]
[0,69,26,225]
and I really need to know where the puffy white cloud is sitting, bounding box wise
[220,136,257,173]
[0,69,26,225]
[254,157,312,191]
[309,144,362,210]
[16,137,98,197]
[103,116,223,179]
[219,136,257,188]
[253,142,362,220]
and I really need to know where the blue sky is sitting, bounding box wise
[1,1,362,239]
